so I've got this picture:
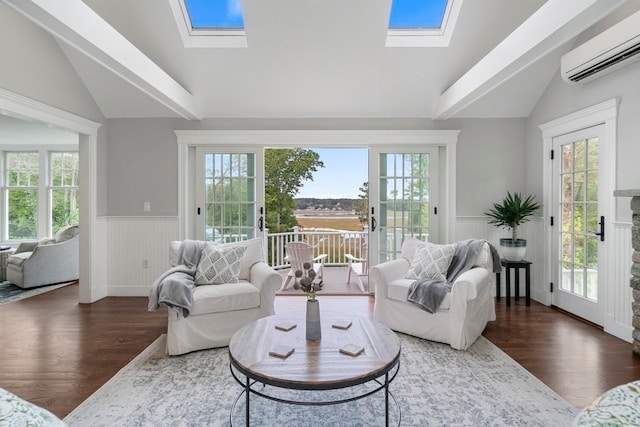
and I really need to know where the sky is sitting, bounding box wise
[296,148,368,199]
[185,0,448,30]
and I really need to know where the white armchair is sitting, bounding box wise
[6,224,79,289]
[370,238,496,350]
[163,238,282,355]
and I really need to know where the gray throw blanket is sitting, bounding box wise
[407,239,500,313]
[148,240,205,318]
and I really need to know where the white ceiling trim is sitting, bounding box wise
[174,130,461,147]
[433,0,625,120]
[2,0,201,120]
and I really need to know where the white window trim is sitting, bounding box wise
[386,0,463,48]
[539,98,618,309]
[1,147,78,241]
[175,130,459,242]
[0,87,102,303]
[168,0,248,49]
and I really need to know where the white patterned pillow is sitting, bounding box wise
[195,244,247,285]
[406,243,455,281]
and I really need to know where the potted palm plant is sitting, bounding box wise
[485,192,541,261]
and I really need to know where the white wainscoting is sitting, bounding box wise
[605,222,633,342]
[106,217,179,296]
[102,216,634,342]
[455,216,634,343]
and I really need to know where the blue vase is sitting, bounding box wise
[306,299,321,341]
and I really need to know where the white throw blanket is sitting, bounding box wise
[148,240,205,318]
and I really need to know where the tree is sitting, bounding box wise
[265,148,324,232]
[353,181,369,224]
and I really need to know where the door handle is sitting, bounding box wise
[258,207,264,231]
[592,215,605,242]
[370,207,377,232]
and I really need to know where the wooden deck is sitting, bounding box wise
[276,265,370,296]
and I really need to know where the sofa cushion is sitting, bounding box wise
[7,251,31,267]
[218,238,264,280]
[190,280,260,315]
[169,238,264,280]
[54,224,79,243]
[406,242,455,281]
[195,244,246,285]
[388,278,451,310]
[474,242,491,268]
[401,237,426,261]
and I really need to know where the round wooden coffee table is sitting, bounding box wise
[228,313,401,426]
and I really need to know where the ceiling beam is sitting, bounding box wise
[3,0,201,120]
[433,0,625,120]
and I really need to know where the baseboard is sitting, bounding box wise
[108,285,150,297]
[604,315,633,343]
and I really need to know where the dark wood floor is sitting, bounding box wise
[1,282,639,419]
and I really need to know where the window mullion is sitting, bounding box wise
[38,149,48,237]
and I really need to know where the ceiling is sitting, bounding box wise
[5,0,632,120]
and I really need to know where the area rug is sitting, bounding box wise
[64,334,578,426]
[0,281,74,306]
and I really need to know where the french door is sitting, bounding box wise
[369,147,439,265]
[195,147,264,242]
[551,125,605,325]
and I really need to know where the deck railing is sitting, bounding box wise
[266,227,367,269]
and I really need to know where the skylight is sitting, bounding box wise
[386,0,463,48]
[184,0,244,30]
[389,0,448,29]
[170,0,247,48]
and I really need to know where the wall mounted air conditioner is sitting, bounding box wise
[561,9,640,84]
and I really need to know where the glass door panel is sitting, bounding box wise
[197,147,263,243]
[370,148,438,265]
[553,127,603,324]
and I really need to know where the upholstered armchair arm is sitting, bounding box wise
[12,241,39,254]
[250,262,282,315]
[450,267,491,302]
[370,258,410,297]
[22,237,77,267]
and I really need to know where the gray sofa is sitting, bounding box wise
[6,224,79,289]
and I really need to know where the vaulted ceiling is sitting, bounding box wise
[3,0,630,120]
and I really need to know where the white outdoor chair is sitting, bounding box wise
[281,242,327,290]
[345,242,368,293]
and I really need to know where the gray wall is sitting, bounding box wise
[526,43,640,222]
[0,4,104,123]
[0,3,108,215]
[104,117,527,217]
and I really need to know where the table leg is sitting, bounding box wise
[495,272,501,301]
[385,372,389,427]
[515,268,520,300]
[245,376,250,427]
[525,264,531,306]
[505,268,511,307]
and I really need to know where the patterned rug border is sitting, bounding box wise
[64,333,578,426]
[0,281,75,306]
[64,335,168,422]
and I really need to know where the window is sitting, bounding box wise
[389,0,449,29]
[169,0,247,48]
[386,0,463,48]
[184,0,244,29]
[50,152,80,234]
[6,152,39,240]
[2,150,79,242]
